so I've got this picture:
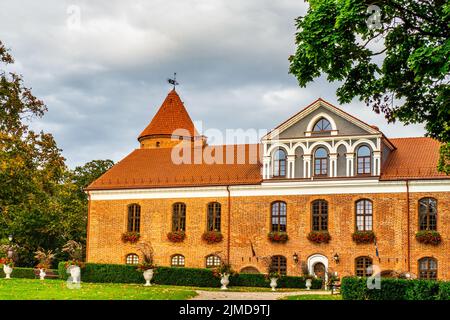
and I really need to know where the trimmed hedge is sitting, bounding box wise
[11,267,36,279]
[341,276,450,300]
[1,267,58,279]
[58,262,322,289]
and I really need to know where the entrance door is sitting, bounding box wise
[313,262,326,279]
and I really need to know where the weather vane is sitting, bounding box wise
[167,72,179,89]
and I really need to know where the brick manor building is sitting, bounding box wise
[86,89,450,281]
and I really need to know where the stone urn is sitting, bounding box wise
[68,265,81,284]
[143,269,154,286]
[305,278,312,290]
[3,265,13,279]
[220,273,230,290]
[39,268,46,280]
[270,277,278,291]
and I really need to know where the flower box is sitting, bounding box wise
[167,231,186,243]
[307,231,331,244]
[268,231,289,243]
[121,231,140,244]
[202,231,223,244]
[352,231,376,244]
[415,230,442,245]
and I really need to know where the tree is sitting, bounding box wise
[0,40,114,266]
[72,159,114,201]
[289,0,449,173]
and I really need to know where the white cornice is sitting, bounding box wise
[88,179,450,200]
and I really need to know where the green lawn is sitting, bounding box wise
[283,294,342,300]
[0,278,197,300]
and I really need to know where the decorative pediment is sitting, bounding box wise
[263,99,380,140]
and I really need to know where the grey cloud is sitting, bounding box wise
[0,0,425,167]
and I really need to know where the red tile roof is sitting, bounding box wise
[138,89,199,141]
[381,137,449,180]
[86,144,262,190]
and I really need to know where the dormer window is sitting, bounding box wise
[313,118,332,132]
[314,147,328,176]
[273,149,287,177]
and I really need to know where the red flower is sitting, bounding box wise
[352,231,376,244]
[416,230,442,245]
[202,231,223,244]
[122,232,141,243]
[268,232,288,243]
[307,231,331,244]
[167,231,186,242]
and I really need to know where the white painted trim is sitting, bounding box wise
[306,112,337,132]
[307,254,329,285]
[264,100,379,140]
[88,179,450,200]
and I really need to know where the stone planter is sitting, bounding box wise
[39,268,46,280]
[270,277,278,291]
[220,273,230,290]
[143,269,154,286]
[305,278,312,290]
[68,265,81,284]
[3,265,13,279]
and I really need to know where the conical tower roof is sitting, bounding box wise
[138,89,199,141]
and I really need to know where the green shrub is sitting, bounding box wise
[11,267,36,279]
[341,276,448,300]
[58,262,322,288]
[341,277,368,300]
[437,281,450,300]
[5,267,58,279]
[404,280,440,300]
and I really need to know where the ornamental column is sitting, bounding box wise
[287,155,296,179]
[329,153,338,177]
[263,156,271,179]
[303,155,312,178]
[346,153,355,176]
[373,151,381,176]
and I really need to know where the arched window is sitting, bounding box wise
[207,202,221,232]
[357,145,371,175]
[314,147,328,176]
[313,118,332,132]
[171,254,185,267]
[270,255,287,276]
[355,256,373,277]
[271,201,287,232]
[356,199,373,231]
[419,198,437,231]
[312,200,328,231]
[172,203,186,232]
[418,257,437,280]
[240,266,260,274]
[205,255,221,268]
[127,204,141,232]
[125,253,139,265]
[273,149,287,177]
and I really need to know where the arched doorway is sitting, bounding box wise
[313,262,326,279]
[307,254,329,288]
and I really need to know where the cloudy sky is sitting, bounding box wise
[1,0,425,168]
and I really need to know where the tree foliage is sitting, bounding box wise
[0,40,113,266]
[289,0,449,173]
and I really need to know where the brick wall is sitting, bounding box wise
[87,192,450,279]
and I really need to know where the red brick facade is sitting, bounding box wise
[87,191,450,279]
[86,91,450,280]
